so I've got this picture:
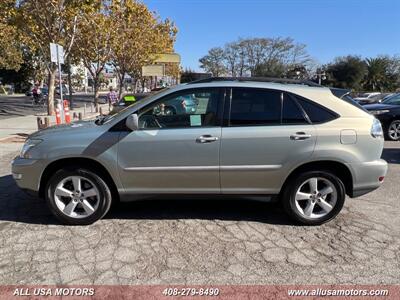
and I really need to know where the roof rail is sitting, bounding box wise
[187,76,322,87]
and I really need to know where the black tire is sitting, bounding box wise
[45,167,112,225]
[282,170,346,225]
[386,120,400,141]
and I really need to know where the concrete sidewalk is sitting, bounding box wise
[0,103,109,141]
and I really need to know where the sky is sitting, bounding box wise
[143,0,400,71]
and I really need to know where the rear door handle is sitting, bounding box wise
[290,132,312,141]
[196,135,219,143]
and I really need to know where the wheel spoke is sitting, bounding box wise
[319,186,333,197]
[303,201,315,217]
[83,188,97,198]
[55,187,73,198]
[308,178,318,193]
[72,177,81,192]
[81,200,95,214]
[296,192,312,201]
[318,199,333,212]
[63,201,78,216]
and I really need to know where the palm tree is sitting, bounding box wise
[364,57,390,91]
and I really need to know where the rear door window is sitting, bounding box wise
[282,94,309,124]
[293,95,338,123]
[229,88,281,126]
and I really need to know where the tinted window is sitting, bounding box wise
[139,88,220,129]
[383,94,400,105]
[230,88,281,126]
[294,96,337,123]
[282,94,308,124]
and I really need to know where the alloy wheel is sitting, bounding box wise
[54,176,100,219]
[294,177,338,220]
[388,121,400,141]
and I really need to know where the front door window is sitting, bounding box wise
[138,88,221,129]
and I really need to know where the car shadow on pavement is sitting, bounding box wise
[0,173,293,226]
[0,175,59,225]
[106,198,293,225]
[382,148,400,164]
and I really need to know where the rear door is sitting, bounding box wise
[220,87,317,194]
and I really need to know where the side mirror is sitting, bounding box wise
[126,114,139,131]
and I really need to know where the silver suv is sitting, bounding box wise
[12,78,388,225]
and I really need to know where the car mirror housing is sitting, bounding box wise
[126,114,139,131]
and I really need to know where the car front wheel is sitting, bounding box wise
[387,120,400,141]
[282,171,346,225]
[45,167,112,225]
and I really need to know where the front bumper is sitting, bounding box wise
[346,159,388,198]
[11,156,44,195]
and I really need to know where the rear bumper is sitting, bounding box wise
[346,159,388,198]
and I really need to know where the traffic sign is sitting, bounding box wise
[50,43,64,64]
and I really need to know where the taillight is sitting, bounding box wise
[371,118,383,138]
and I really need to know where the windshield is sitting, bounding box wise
[382,94,400,105]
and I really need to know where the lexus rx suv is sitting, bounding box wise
[12,77,388,225]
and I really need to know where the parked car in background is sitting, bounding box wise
[354,92,382,105]
[364,93,400,141]
[55,84,73,95]
[12,77,387,225]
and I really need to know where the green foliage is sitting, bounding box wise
[199,47,226,77]
[325,55,400,91]
[325,56,367,90]
[363,56,399,92]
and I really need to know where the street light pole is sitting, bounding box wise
[316,70,326,85]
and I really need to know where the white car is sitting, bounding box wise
[354,92,381,104]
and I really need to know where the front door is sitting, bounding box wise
[117,87,224,194]
[220,87,317,194]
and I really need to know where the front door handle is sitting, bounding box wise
[196,135,219,143]
[290,132,312,141]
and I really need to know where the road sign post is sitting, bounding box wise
[50,43,65,123]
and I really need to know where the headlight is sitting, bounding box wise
[20,139,43,158]
[371,118,383,138]
[370,110,389,115]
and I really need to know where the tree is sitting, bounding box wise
[325,56,367,90]
[74,2,114,108]
[199,47,226,76]
[110,0,177,96]
[0,1,23,71]
[244,37,311,77]
[15,0,81,115]
[223,42,241,77]
[202,37,312,78]
[363,56,400,92]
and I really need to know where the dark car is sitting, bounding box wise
[364,93,400,141]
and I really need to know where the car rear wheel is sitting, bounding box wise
[282,171,346,225]
[45,168,112,225]
[387,120,400,141]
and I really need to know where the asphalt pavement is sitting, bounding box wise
[0,142,399,285]
[0,94,107,120]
